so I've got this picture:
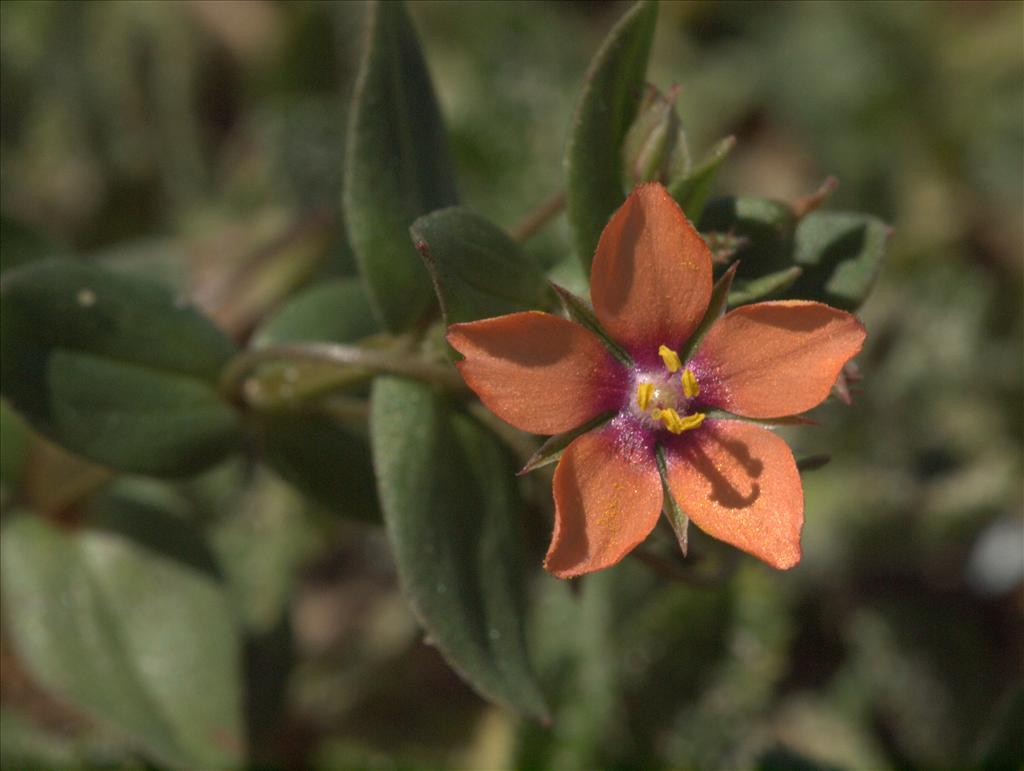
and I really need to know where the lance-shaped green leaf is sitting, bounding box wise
[0,402,29,497]
[791,210,890,310]
[1,507,244,769]
[258,411,379,523]
[344,0,458,332]
[250,278,381,521]
[370,377,548,720]
[655,444,689,556]
[210,468,323,634]
[549,282,632,366]
[679,262,737,365]
[668,135,736,222]
[513,572,622,769]
[250,277,374,372]
[518,410,616,476]
[699,196,796,278]
[727,265,803,306]
[247,279,382,406]
[1,214,64,275]
[974,686,1024,769]
[0,259,241,477]
[412,207,549,325]
[566,1,658,272]
[251,278,379,348]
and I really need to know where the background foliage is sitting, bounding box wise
[1,1,1021,769]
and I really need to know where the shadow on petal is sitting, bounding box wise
[544,427,662,578]
[666,420,803,570]
[684,432,763,509]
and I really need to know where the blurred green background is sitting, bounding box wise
[1,1,1021,768]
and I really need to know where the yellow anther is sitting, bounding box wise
[681,368,700,398]
[658,345,681,373]
[636,381,654,411]
[678,412,706,432]
[658,408,684,433]
[659,408,705,435]
[651,408,663,421]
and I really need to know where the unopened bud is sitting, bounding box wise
[621,84,691,191]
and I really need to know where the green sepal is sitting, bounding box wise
[668,135,736,222]
[549,282,633,366]
[728,265,803,306]
[704,409,817,427]
[620,84,690,192]
[679,261,738,365]
[518,410,616,476]
[655,444,689,557]
[565,1,658,272]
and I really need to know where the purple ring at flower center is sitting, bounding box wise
[604,352,728,465]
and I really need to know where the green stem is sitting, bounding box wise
[221,342,468,406]
[314,395,372,423]
[509,190,566,242]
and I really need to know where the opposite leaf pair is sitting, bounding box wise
[449,184,865,577]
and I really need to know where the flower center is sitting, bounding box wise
[632,344,706,434]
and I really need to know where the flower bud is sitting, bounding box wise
[621,84,691,191]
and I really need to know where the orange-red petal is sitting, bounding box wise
[544,427,662,578]
[697,301,866,418]
[448,312,625,435]
[590,183,712,359]
[666,420,803,570]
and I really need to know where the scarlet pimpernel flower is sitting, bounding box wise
[448,184,866,578]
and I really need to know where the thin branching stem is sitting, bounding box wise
[221,342,469,404]
[509,190,566,242]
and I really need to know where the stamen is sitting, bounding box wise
[659,408,684,433]
[678,412,706,432]
[636,381,654,411]
[658,345,681,373]
[659,408,705,435]
[681,368,700,398]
